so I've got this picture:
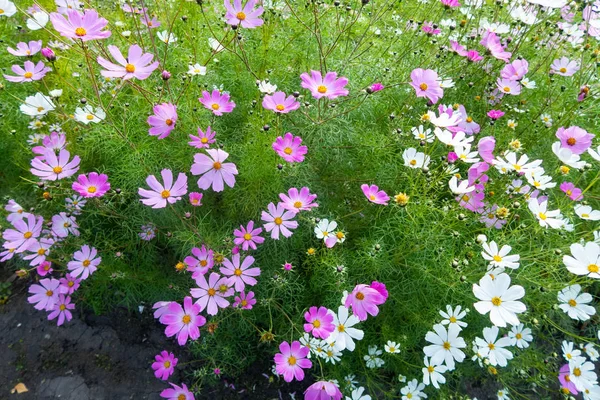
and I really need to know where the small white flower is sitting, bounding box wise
[448,176,475,195]
[345,386,371,400]
[557,284,596,321]
[481,241,520,270]
[258,80,277,94]
[187,63,207,76]
[20,93,56,117]
[74,105,106,124]
[364,345,384,369]
[575,205,600,221]
[422,356,447,389]
[208,37,225,52]
[384,340,400,354]
[507,324,533,349]
[157,30,177,43]
[562,340,582,362]
[439,305,468,329]
[474,326,513,367]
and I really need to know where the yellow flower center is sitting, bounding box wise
[538,212,547,220]
[37,248,46,255]
[125,63,136,73]
[493,255,502,262]
[293,201,302,208]
[24,72,33,78]
[219,284,228,293]
[573,367,581,377]
[201,137,209,144]
[488,343,495,350]
[559,67,567,73]
[23,231,33,239]
[356,292,365,300]
[312,320,321,328]
[369,194,376,200]
[175,262,186,271]
[466,116,473,123]
[165,118,173,126]
[53,166,63,174]
[241,299,248,306]
[274,217,283,225]
[582,213,590,218]
[37,106,45,112]
[211,103,220,110]
[236,11,246,20]
[182,315,191,324]
[427,365,435,373]
[419,83,428,91]
[243,233,252,240]
[288,356,297,366]
[491,297,502,306]
[75,27,87,37]
[566,190,572,196]
[567,138,576,146]
[86,114,94,120]
[213,162,222,170]
[177,395,186,400]
[443,341,451,350]
[461,194,470,202]
[568,299,577,307]
[60,304,66,311]
[409,159,417,166]
[161,190,171,199]
[588,264,599,273]
[234,268,242,276]
[0,9,4,14]
[46,290,54,296]
[68,281,74,287]
[200,260,208,267]
[515,333,522,340]
[407,394,413,399]
[208,288,216,296]
[317,85,327,93]
[276,104,285,111]
[164,361,171,368]
[449,316,457,323]
[564,375,571,382]
[503,86,510,93]
[87,186,97,193]
[283,147,293,155]
[337,324,345,332]
[82,259,91,267]
[336,231,344,239]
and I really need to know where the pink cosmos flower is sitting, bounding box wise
[220,254,261,292]
[185,245,214,278]
[36,261,54,276]
[97,44,159,80]
[450,40,468,56]
[261,202,298,239]
[578,85,589,102]
[457,189,485,212]
[191,149,238,192]
[152,351,178,381]
[487,109,505,120]
[274,341,312,382]
[32,132,67,160]
[2,214,43,253]
[477,136,496,164]
[556,126,594,154]
[300,70,349,100]
[279,187,318,213]
[466,50,483,62]
[139,169,188,209]
[148,103,177,139]
[8,40,43,56]
[480,31,511,62]
[496,78,521,95]
[370,281,389,300]
[188,126,216,149]
[304,306,335,339]
[51,212,79,238]
[304,381,343,400]
[122,4,147,14]
[262,91,300,113]
[224,0,264,28]
[49,9,111,41]
[190,272,231,315]
[410,68,443,103]
[421,22,441,35]
[189,192,203,206]
[272,133,308,163]
[233,221,264,251]
[31,149,80,181]
[440,0,460,7]
[447,151,458,163]
[199,90,236,116]
[59,274,81,294]
[153,301,173,319]
[370,82,384,92]
[501,59,529,81]
[5,199,31,224]
[233,291,256,309]
[468,162,490,186]
[48,295,75,326]
[361,184,389,205]
[345,283,386,321]
[72,172,110,198]
[67,244,101,279]
[160,297,206,346]
[551,57,580,76]
[28,278,60,311]
[140,14,160,28]
[24,237,54,266]
[560,182,583,201]
[559,364,579,395]
[4,61,50,83]
[160,382,195,400]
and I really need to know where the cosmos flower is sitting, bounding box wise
[160,382,195,400]
[563,241,600,279]
[304,381,343,400]
[2,214,43,253]
[224,0,264,28]
[220,254,261,292]
[199,90,236,116]
[551,57,580,76]
[49,9,111,41]
[147,103,177,139]
[188,126,216,149]
[556,126,594,155]
[8,40,42,56]
[20,92,55,117]
[0,0,17,18]
[361,184,389,205]
[410,68,443,103]
[48,295,75,326]
[263,91,300,113]
[233,221,264,251]
[304,306,335,339]
[274,341,312,382]
[190,272,232,316]
[4,61,50,83]
[138,169,188,209]
[191,149,238,192]
[279,187,318,212]
[159,297,205,346]
[74,105,106,124]
[67,245,101,279]
[473,273,526,327]
[152,351,178,381]
[272,133,307,163]
[28,278,60,311]
[97,44,159,80]
[261,202,298,239]
[233,291,256,309]
[345,283,387,321]
[300,70,349,100]
[72,172,110,198]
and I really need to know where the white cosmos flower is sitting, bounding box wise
[527,0,567,8]
[569,356,598,392]
[345,386,371,400]
[575,205,600,221]
[558,284,596,321]
[563,241,600,279]
[402,148,430,169]
[526,171,556,190]
[528,199,564,229]
[508,324,533,349]
[422,356,447,389]
[411,125,435,143]
[427,111,461,128]
[473,272,526,327]
[26,9,49,30]
[401,379,427,400]
[258,80,277,94]
[448,176,475,195]
[384,340,400,354]
[585,344,599,362]
[423,323,466,371]
[329,305,363,352]
[475,326,513,367]
[74,105,106,124]
[582,384,600,399]
[322,340,342,364]
[0,0,17,17]
[552,142,586,169]
[299,332,321,359]
[157,30,177,43]
[563,341,582,362]
[589,146,600,162]
[439,305,468,329]
[520,78,536,89]
[314,219,337,241]
[187,63,207,76]
[497,388,510,400]
[454,145,480,163]
[499,151,543,174]
[434,128,473,148]
[208,37,225,52]
[481,241,520,269]
[20,93,56,117]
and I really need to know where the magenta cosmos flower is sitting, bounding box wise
[361,184,389,205]
[4,61,50,83]
[279,187,318,213]
[8,40,42,56]
[28,278,60,311]
[32,132,67,159]
[304,306,335,339]
[199,90,236,116]
[189,192,203,206]
[191,149,238,192]
[262,91,300,114]
[345,283,386,321]
[487,109,505,120]
[31,149,80,181]
[72,172,110,198]
[185,245,214,278]
[97,44,159,80]
[152,350,178,381]
[274,340,312,382]
[190,272,232,315]
[304,381,343,400]
[410,68,443,103]
[300,70,349,100]
[48,295,75,326]
[2,214,43,253]
[160,297,206,346]
[556,126,594,154]
[224,0,264,28]
[36,261,53,276]
[551,57,580,76]
[233,221,264,251]
[160,382,195,400]
[261,202,298,239]
[59,274,81,295]
[139,169,188,209]
[558,364,579,395]
[560,182,583,201]
[148,103,177,139]
[220,254,261,292]
[50,9,111,41]
[67,244,101,279]
[480,31,511,62]
[188,126,216,149]
[233,291,256,309]
[272,132,308,163]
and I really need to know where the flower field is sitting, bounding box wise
[1,0,600,399]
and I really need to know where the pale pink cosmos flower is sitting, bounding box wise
[24,237,54,266]
[4,60,50,82]
[140,14,161,28]
[185,245,214,278]
[272,132,307,163]
[28,278,60,311]
[67,244,101,279]
[32,132,67,160]
[199,90,236,116]
[191,149,238,192]
[262,91,300,113]
[261,202,298,239]
[31,149,80,181]
[410,68,443,103]
[36,261,53,276]
[220,254,261,292]
[450,40,468,56]
[304,381,343,400]
[466,50,483,62]
[52,212,79,238]
[72,172,110,198]
[304,306,335,339]
[556,126,594,154]
[233,291,256,309]
[224,0,264,28]
[48,295,75,326]
[5,199,31,223]
[139,169,188,209]
[480,31,511,62]
[160,296,205,346]
[148,103,177,139]
[345,283,386,321]
[2,214,43,253]
[501,59,529,81]
[190,272,231,315]
[496,78,522,96]
[361,184,389,205]
[97,44,159,80]
[274,340,312,382]
[189,192,203,206]
[152,351,177,381]
[300,70,349,100]
[233,221,264,251]
[477,136,496,164]
[188,126,216,149]
[160,382,195,400]
[59,274,81,295]
[551,57,580,76]
[8,40,43,56]
[279,187,318,213]
[49,9,111,41]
